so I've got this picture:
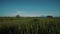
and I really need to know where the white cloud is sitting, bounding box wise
[16,11,23,15]
[7,10,24,17]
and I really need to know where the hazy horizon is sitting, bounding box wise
[0,0,60,17]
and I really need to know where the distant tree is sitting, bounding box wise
[47,16,53,18]
[16,15,20,18]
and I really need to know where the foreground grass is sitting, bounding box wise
[0,17,60,34]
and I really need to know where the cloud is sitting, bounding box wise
[16,11,23,15]
[6,10,24,17]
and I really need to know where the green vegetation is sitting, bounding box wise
[0,17,60,34]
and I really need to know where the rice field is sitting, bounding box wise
[0,17,60,34]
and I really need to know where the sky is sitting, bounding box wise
[0,0,60,17]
